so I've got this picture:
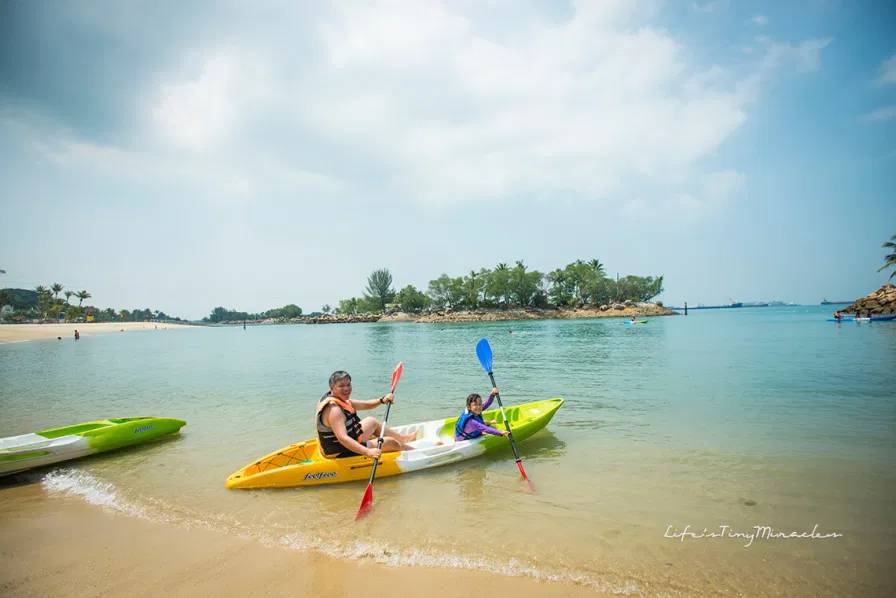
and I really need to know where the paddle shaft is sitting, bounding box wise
[365,399,392,485]
[487,372,525,466]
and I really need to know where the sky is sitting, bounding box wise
[1,0,894,319]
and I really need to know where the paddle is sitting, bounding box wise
[355,361,404,520]
[475,338,534,491]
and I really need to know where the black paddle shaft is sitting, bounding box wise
[487,372,524,465]
[366,400,392,484]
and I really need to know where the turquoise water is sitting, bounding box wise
[2,307,894,595]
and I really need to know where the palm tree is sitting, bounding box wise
[588,259,606,278]
[879,234,896,280]
[76,290,91,308]
[64,290,73,305]
[51,283,63,300]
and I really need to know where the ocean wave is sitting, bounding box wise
[42,468,150,520]
[277,534,641,595]
[41,469,640,596]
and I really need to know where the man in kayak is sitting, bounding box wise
[317,370,416,459]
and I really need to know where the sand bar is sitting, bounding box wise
[0,483,604,598]
[0,322,198,344]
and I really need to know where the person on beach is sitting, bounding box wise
[74,329,80,340]
[316,370,416,459]
[454,388,509,442]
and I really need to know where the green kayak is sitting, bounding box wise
[0,417,186,475]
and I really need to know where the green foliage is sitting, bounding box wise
[364,268,395,312]
[206,306,249,322]
[395,285,429,312]
[334,259,665,313]
[75,290,91,307]
[427,274,465,308]
[337,297,360,315]
[614,275,664,302]
[263,304,303,319]
[1,288,38,310]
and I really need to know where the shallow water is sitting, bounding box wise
[2,307,894,595]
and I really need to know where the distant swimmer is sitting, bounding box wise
[74,329,80,340]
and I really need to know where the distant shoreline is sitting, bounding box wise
[211,303,677,326]
[0,321,199,344]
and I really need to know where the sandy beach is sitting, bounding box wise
[0,322,197,344]
[0,483,602,598]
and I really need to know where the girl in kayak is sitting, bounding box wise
[317,371,416,459]
[454,388,509,441]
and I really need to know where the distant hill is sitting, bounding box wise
[0,288,37,310]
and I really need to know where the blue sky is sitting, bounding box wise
[1,0,894,318]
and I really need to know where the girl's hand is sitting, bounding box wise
[490,387,499,397]
[501,430,510,437]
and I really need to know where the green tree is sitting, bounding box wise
[508,260,542,306]
[51,283,63,300]
[879,234,896,280]
[485,263,511,306]
[396,284,429,312]
[321,304,332,315]
[337,297,359,315]
[266,304,302,319]
[76,290,91,307]
[547,268,574,306]
[64,290,73,305]
[364,268,395,313]
[34,285,53,319]
[428,275,466,308]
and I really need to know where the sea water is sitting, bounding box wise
[2,306,894,595]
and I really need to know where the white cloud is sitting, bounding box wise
[751,15,768,26]
[150,50,273,151]
[758,37,833,74]
[861,105,896,123]
[6,1,832,213]
[874,53,896,86]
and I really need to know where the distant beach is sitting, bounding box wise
[0,322,197,344]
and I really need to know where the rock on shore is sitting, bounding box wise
[843,283,896,315]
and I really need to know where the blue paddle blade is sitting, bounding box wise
[476,338,493,373]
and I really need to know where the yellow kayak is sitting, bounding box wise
[226,398,564,489]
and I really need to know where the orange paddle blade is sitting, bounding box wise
[355,483,374,520]
[390,361,404,393]
[517,461,535,492]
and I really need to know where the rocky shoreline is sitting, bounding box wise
[841,283,895,315]
[216,302,676,326]
[382,302,676,324]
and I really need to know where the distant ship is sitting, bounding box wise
[821,299,851,305]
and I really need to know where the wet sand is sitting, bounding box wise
[0,322,197,344]
[0,483,603,598]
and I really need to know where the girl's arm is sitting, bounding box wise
[468,419,507,437]
[481,387,499,410]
